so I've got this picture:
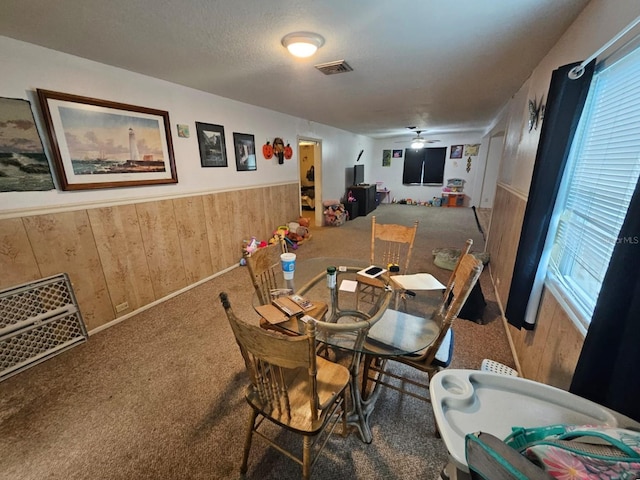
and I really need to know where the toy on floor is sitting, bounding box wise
[242,236,268,260]
[323,200,347,226]
[297,216,310,228]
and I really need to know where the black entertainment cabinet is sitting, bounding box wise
[350,184,376,216]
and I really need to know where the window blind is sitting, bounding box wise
[548,46,640,325]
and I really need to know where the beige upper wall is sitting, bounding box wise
[494,0,640,198]
[0,36,373,216]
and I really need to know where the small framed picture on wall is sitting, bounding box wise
[450,145,463,159]
[196,122,227,167]
[233,132,256,171]
[382,149,391,167]
[464,144,480,156]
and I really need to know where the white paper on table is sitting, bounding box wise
[339,279,358,292]
[391,273,445,290]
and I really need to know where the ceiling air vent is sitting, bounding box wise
[314,60,353,75]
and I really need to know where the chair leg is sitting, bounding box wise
[241,410,259,474]
[302,435,312,480]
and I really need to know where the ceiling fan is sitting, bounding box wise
[396,128,440,149]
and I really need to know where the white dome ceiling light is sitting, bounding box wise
[401,127,439,149]
[410,131,428,149]
[281,32,325,58]
[411,136,426,149]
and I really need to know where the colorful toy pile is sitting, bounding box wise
[241,217,312,264]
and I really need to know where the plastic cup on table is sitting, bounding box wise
[280,253,296,280]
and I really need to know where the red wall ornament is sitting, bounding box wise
[262,141,274,159]
[284,143,293,160]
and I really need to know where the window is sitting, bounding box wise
[402,147,446,185]
[546,45,640,329]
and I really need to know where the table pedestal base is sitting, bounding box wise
[342,349,387,443]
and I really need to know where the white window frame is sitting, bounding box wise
[543,43,640,333]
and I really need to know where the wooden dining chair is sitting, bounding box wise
[219,292,350,480]
[440,239,473,313]
[245,241,285,306]
[356,216,419,312]
[245,242,328,332]
[361,252,484,403]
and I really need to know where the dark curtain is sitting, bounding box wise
[423,147,446,185]
[402,149,424,184]
[505,61,595,330]
[403,148,447,185]
[570,182,640,422]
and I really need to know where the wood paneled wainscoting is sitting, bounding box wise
[0,183,299,333]
[486,184,585,390]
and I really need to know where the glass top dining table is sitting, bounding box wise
[252,256,410,354]
[251,255,441,443]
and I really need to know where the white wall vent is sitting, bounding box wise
[314,60,353,75]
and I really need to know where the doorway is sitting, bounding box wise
[476,131,505,243]
[298,137,322,228]
[479,132,504,209]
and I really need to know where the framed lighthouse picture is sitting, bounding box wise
[37,89,177,190]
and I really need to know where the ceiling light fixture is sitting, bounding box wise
[411,138,426,149]
[409,129,429,149]
[281,32,325,58]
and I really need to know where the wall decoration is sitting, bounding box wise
[392,149,403,158]
[195,122,227,167]
[284,142,293,160]
[464,144,480,156]
[37,89,177,190]
[177,124,190,138]
[273,137,285,164]
[528,95,545,132]
[466,156,472,173]
[382,149,391,167]
[233,132,256,171]
[450,144,463,159]
[0,97,55,192]
[262,140,273,159]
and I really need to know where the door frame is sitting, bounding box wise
[297,136,323,226]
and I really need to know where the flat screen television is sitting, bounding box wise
[354,164,364,185]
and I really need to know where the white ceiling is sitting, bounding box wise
[0,0,590,138]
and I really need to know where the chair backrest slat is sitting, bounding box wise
[440,239,473,309]
[245,243,284,305]
[370,216,419,274]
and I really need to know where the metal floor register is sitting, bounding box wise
[0,273,88,382]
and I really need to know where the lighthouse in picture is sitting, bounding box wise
[129,128,140,161]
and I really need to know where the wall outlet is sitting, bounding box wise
[115,302,129,313]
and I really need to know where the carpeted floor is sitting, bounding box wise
[0,204,514,480]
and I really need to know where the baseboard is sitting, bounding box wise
[88,263,239,336]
